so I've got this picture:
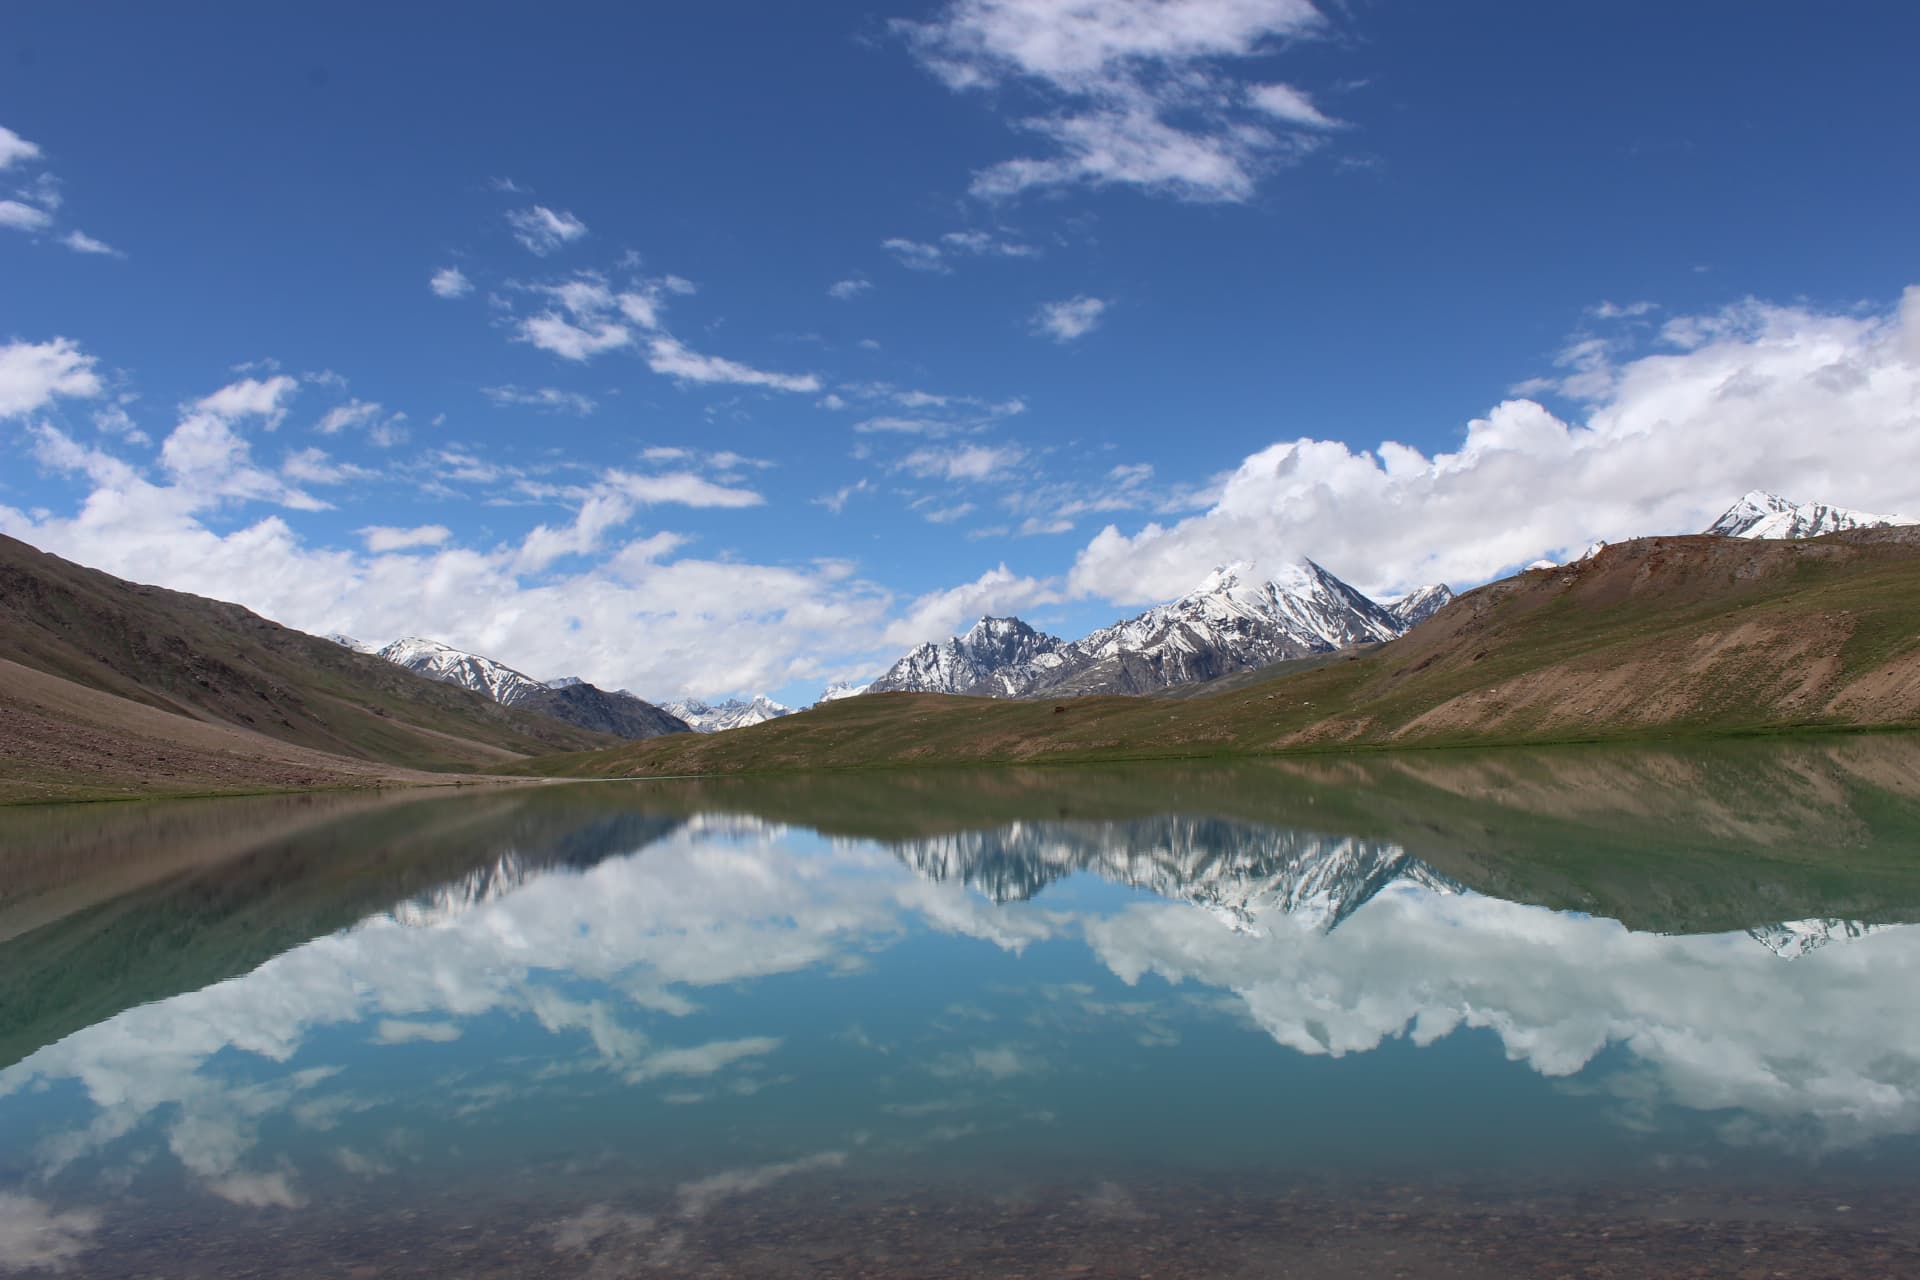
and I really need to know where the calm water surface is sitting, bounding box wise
[4,741,1920,1277]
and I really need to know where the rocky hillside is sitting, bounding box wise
[0,534,617,781]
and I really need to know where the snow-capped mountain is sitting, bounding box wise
[1745,918,1889,960]
[1383,584,1454,628]
[663,695,796,734]
[1705,490,1914,540]
[323,632,374,653]
[864,560,1442,701]
[373,637,689,739]
[886,816,1460,935]
[868,616,1073,696]
[379,636,552,706]
[817,679,872,704]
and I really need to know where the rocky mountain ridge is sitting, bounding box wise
[663,695,797,734]
[371,636,689,740]
[859,559,1449,701]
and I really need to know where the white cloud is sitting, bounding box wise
[506,205,588,255]
[645,336,821,393]
[611,469,764,509]
[1248,81,1341,128]
[1068,286,1920,604]
[0,199,52,232]
[882,229,1038,272]
[196,375,298,425]
[429,266,473,298]
[899,442,1025,482]
[482,384,597,415]
[898,0,1334,202]
[881,237,948,272]
[1033,295,1108,342]
[372,1018,462,1043]
[314,398,383,435]
[518,313,632,362]
[881,562,1061,646]
[0,125,42,171]
[0,337,102,418]
[60,229,121,257]
[828,277,871,300]
[360,525,452,554]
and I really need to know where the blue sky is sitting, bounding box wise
[4,1,1920,705]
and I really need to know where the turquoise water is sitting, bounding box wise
[3,747,1920,1275]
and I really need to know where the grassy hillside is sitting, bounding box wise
[522,528,1920,777]
[0,535,616,786]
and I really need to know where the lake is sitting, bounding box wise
[4,739,1920,1276]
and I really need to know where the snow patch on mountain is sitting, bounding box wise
[865,560,1436,700]
[1382,584,1454,629]
[664,695,796,733]
[324,633,374,653]
[1746,918,1889,960]
[377,636,550,706]
[817,679,872,704]
[867,616,1073,696]
[886,816,1461,935]
[1705,490,1914,540]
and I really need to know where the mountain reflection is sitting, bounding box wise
[882,818,1461,933]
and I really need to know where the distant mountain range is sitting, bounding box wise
[1706,490,1914,540]
[863,560,1450,701]
[845,489,1918,706]
[367,636,691,740]
[662,695,796,734]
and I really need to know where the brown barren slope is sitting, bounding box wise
[524,527,1920,777]
[0,534,617,794]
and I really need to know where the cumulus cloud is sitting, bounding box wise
[881,562,1061,647]
[827,277,871,300]
[2,370,871,695]
[506,205,588,255]
[897,0,1336,201]
[429,266,473,298]
[518,312,632,362]
[0,337,102,418]
[1069,287,1920,604]
[1033,295,1108,342]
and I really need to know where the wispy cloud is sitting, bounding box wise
[899,442,1025,481]
[506,205,588,255]
[646,336,820,393]
[827,277,872,300]
[357,527,452,555]
[882,228,1039,273]
[0,123,122,255]
[897,0,1338,202]
[483,384,597,415]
